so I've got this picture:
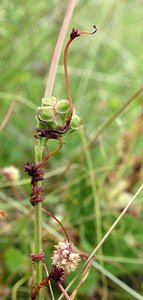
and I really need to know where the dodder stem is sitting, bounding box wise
[31,276,50,300]
[64,38,74,126]
[42,207,70,242]
[63,25,97,127]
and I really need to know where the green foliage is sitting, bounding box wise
[4,247,28,273]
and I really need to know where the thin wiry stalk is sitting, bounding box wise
[43,262,55,300]
[11,276,27,300]
[42,208,70,242]
[89,86,143,148]
[93,261,143,300]
[0,100,16,133]
[44,0,76,98]
[56,282,71,300]
[58,184,143,300]
[96,255,143,264]
[87,184,143,262]
[70,257,94,300]
[0,92,37,111]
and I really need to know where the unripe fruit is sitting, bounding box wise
[38,107,55,122]
[55,100,70,114]
[35,117,47,129]
[70,113,81,130]
[42,96,57,106]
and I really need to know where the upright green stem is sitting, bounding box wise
[32,2,76,298]
[34,138,45,299]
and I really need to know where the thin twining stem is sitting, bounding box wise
[63,38,74,126]
[31,276,50,300]
[0,100,16,133]
[41,138,64,166]
[36,138,64,169]
[64,26,97,128]
[37,26,97,137]
[32,278,71,300]
[42,208,70,242]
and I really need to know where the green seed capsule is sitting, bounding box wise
[45,119,57,129]
[36,115,57,129]
[38,107,55,122]
[42,96,57,106]
[56,114,67,127]
[36,119,47,129]
[70,114,81,130]
[55,100,70,114]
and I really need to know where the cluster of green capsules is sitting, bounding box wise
[36,97,81,133]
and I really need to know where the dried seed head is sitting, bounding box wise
[30,185,45,206]
[24,162,44,184]
[52,240,81,274]
[50,265,66,282]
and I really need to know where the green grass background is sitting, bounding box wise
[0,0,143,299]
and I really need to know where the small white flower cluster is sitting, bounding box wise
[52,240,81,274]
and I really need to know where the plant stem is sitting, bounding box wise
[57,282,71,300]
[33,2,76,298]
[87,184,143,262]
[12,276,27,300]
[0,100,16,133]
[31,276,50,300]
[34,138,45,299]
[44,0,76,98]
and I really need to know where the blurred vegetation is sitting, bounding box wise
[0,0,143,299]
